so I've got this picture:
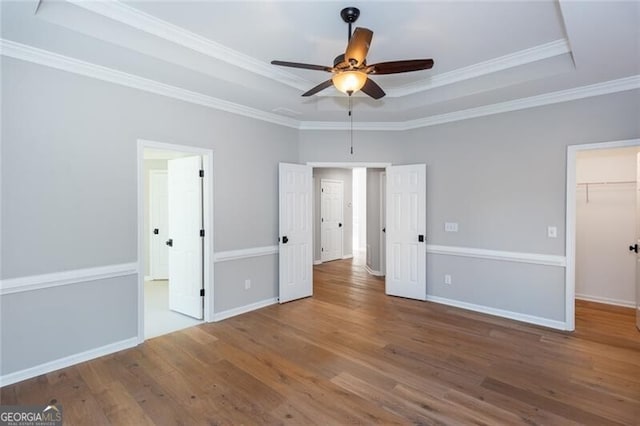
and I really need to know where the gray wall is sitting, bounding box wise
[1,58,298,376]
[301,90,640,322]
[366,168,385,272]
[1,276,138,375]
[312,168,353,262]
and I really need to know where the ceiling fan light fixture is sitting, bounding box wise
[332,70,367,95]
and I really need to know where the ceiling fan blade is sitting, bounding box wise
[302,80,334,97]
[369,59,434,75]
[345,27,373,67]
[360,78,385,100]
[271,60,333,72]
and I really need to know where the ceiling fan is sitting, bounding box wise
[271,7,434,99]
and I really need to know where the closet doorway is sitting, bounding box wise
[566,139,640,332]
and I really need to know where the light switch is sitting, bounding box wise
[547,226,558,238]
[445,222,458,232]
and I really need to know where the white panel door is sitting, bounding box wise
[636,154,640,331]
[167,156,203,319]
[150,171,169,280]
[279,163,313,303]
[321,179,344,262]
[386,164,427,300]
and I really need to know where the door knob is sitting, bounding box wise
[418,234,425,242]
[153,228,159,235]
[166,239,173,247]
[629,244,638,253]
[338,223,342,228]
[282,236,289,244]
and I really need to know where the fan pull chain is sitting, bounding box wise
[349,95,354,155]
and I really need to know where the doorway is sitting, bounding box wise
[310,165,388,277]
[137,140,214,342]
[566,138,640,331]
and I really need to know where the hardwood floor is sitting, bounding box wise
[2,258,639,425]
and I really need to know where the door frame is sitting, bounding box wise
[565,138,640,331]
[320,178,344,262]
[137,139,214,343]
[379,172,386,276]
[149,169,168,280]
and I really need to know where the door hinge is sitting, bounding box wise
[200,289,205,297]
[200,229,205,237]
[199,169,204,178]
[321,247,324,252]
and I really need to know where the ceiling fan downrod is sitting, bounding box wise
[340,7,360,41]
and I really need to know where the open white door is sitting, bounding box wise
[636,154,640,331]
[386,164,427,300]
[279,163,313,303]
[167,156,204,319]
[321,179,344,262]
[150,170,169,280]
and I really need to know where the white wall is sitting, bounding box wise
[575,148,637,307]
[312,168,353,262]
[353,168,367,252]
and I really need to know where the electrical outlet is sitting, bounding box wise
[244,279,251,290]
[444,274,452,285]
[445,222,458,232]
[547,226,557,238]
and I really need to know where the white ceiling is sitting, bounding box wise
[1,1,638,125]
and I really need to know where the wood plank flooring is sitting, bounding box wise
[2,258,639,425]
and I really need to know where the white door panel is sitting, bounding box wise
[386,164,426,300]
[636,154,640,331]
[150,171,169,280]
[167,156,203,319]
[279,163,313,303]
[321,179,344,262]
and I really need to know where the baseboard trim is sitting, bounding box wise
[0,337,138,387]
[144,275,153,281]
[0,263,139,295]
[426,245,566,267]
[575,294,635,309]
[342,254,354,260]
[214,246,278,263]
[426,295,568,330]
[213,298,278,322]
[365,265,384,277]
[313,260,322,265]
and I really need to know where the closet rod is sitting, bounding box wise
[577,181,635,185]
[577,181,636,203]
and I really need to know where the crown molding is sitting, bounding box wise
[299,121,404,131]
[388,39,572,97]
[2,39,638,132]
[0,38,299,129]
[400,74,640,130]
[67,0,310,92]
[300,75,640,131]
